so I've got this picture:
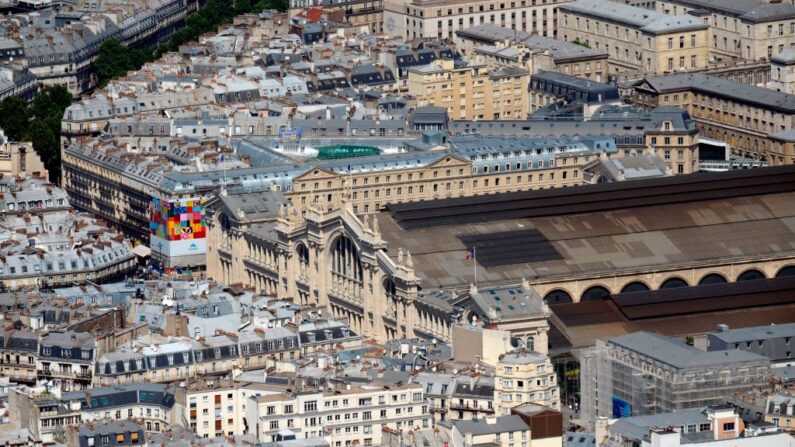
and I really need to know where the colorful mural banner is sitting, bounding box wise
[149,197,207,241]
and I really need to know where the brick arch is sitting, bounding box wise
[581,284,612,302]
[543,289,574,305]
[659,276,689,289]
[619,280,651,293]
[776,265,795,278]
[698,272,728,285]
[736,268,766,282]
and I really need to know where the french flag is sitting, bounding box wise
[464,248,475,260]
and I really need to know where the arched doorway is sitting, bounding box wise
[737,269,765,282]
[581,286,610,302]
[544,289,573,305]
[698,273,727,285]
[660,277,688,289]
[620,281,650,293]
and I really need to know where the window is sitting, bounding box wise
[723,422,735,431]
[305,401,317,411]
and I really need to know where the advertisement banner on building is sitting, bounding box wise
[612,396,631,419]
[149,196,207,258]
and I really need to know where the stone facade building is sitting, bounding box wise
[639,0,795,63]
[558,0,709,78]
[383,0,565,42]
[408,58,530,120]
[207,200,422,341]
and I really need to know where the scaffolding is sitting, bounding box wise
[579,339,771,428]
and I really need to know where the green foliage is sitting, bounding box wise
[1,86,72,183]
[572,38,591,49]
[0,97,31,141]
[92,0,289,85]
[253,0,288,13]
[25,121,58,175]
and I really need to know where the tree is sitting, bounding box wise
[23,86,72,183]
[94,38,133,87]
[25,120,58,178]
[0,97,31,141]
[30,85,72,122]
[235,0,253,15]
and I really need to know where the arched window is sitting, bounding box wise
[581,285,610,302]
[776,266,795,278]
[297,243,310,276]
[384,278,398,318]
[331,235,363,298]
[660,277,688,289]
[332,236,362,280]
[526,336,535,352]
[543,290,573,305]
[620,281,649,293]
[297,243,310,264]
[698,273,727,285]
[737,269,765,282]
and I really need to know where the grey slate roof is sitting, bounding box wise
[664,0,795,22]
[559,0,707,34]
[640,73,795,113]
[708,323,795,343]
[458,25,607,62]
[608,409,708,441]
[609,332,769,370]
[452,415,529,436]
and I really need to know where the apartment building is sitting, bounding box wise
[642,0,795,62]
[61,384,176,434]
[415,373,495,423]
[8,383,173,444]
[0,133,47,178]
[766,393,795,432]
[408,58,530,120]
[770,49,795,94]
[36,331,95,391]
[529,70,619,114]
[382,0,565,42]
[607,405,795,446]
[558,0,709,77]
[706,323,795,365]
[179,378,252,438]
[66,420,147,447]
[246,382,428,446]
[634,72,795,164]
[290,0,384,33]
[0,328,38,384]
[494,351,558,415]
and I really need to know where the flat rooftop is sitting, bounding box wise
[377,166,795,289]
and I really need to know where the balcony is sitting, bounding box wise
[449,402,494,413]
[37,369,92,379]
